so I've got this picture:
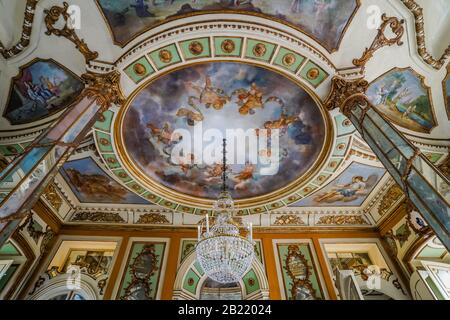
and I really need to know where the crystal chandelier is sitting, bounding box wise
[196,139,255,284]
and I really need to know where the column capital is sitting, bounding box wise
[81,71,126,112]
[324,77,369,113]
[325,76,369,111]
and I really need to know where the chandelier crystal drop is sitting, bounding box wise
[196,139,255,284]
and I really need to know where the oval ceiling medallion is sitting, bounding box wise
[116,62,331,208]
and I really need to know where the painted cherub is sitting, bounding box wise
[233,82,264,115]
[189,76,230,110]
[205,162,225,182]
[175,107,204,126]
[264,113,298,133]
[313,175,377,203]
[232,162,255,190]
[171,153,196,175]
[147,122,179,145]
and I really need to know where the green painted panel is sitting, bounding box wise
[418,246,447,259]
[194,209,213,216]
[178,205,196,214]
[149,44,181,70]
[332,137,350,156]
[312,172,332,186]
[299,60,328,88]
[118,242,166,300]
[96,131,113,153]
[423,152,445,164]
[142,191,160,203]
[112,168,132,183]
[94,110,114,132]
[236,209,250,216]
[102,154,121,169]
[245,39,276,62]
[243,269,260,295]
[124,56,155,84]
[0,264,18,292]
[249,206,267,214]
[180,240,197,264]
[325,157,344,173]
[254,240,264,265]
[0,144,23,156]
[0,242,20,256]
[334,114,355,136]
[284,193,302,205]
[125,181,145,194]
[179,38,211,60]
[277,243,324,300]
[297,185,318,196]
[193,261,204,276]
[214,37,243,57]
[183,268,201,295]
[273,47,305,73]
[158,199,178,209]
[267,201,285,210]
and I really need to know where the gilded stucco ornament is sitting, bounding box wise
[81,71,126,111]
[71,211,126,223]
[316,215,369,225]
[0,0,40,59]
[353,14,405,67]
[273,214,305,226]
[401,0,450,69]
[42,184,63,212]
[136,212,170,224]
[324,77,369,112]
[378,184,404,216]
[44,2,99,63]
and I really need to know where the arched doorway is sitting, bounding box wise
[173,251,269,300]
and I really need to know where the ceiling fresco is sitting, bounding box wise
[96,0,359,51]
[444,65,450,119]
[292,162,386,207]
[3,59,84,125]
[59,157,149,204]
[367,68,436,133]
[121,62,327,200]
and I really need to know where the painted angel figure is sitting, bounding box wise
[204,162,227,182]
[175,106,204,126]
[189,76,230,110]
[147,122,180,145]
[232,162,256,190]
[264,113,298,134]
[233,82,263,115]
[313,175,378,203]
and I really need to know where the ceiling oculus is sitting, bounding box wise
[119,62,328,205]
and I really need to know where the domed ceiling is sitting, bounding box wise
[0,0,448,228]
[119,62,327,202]
[96,0,359,51]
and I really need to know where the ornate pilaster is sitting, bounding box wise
[324,77,369,112]
[81,71,125,112]
[0,69,125,246]
[326,77,450,251]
